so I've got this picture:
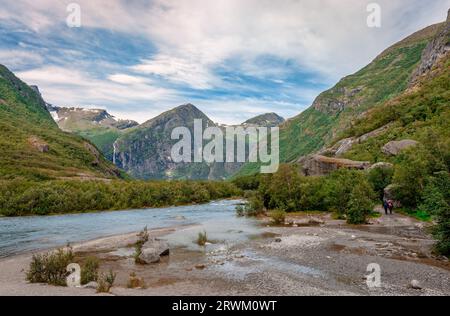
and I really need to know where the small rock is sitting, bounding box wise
[195,264,206,270]
[275,238,282,243]
[351,235,356,239]
[82,281,98,289]
[410,280,422,290]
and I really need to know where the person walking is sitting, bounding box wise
[388,200,394,215]
[383,199,389,215]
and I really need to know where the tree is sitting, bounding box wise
[346,181,376,224]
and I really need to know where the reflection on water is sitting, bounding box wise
[0,200,259,258]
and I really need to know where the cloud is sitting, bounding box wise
[1,0,450,124]
[0,50,43,68]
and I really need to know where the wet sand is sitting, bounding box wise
[1,209,449,296]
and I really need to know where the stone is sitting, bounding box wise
[139,248,161,264]
[410,280,422,290]
[275,238,282,243]
[382,140,419,156]
[82,281,98,289]
[143,238,170,257]
[195,264,206,270]
[298,154,371,176]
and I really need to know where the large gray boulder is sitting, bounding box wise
[298,154,371,176]
[138,239,170,264]
[382,140,419,156]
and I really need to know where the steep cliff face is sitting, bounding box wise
[0,65,120,180]
[410,9,450,86]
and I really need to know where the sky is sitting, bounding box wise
[0,0,449,124]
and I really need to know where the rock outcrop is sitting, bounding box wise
[321,123,394,157]
[409,9,450,86]
[298,154,371,176]
[242,113,285,127]
[382,140,419,156]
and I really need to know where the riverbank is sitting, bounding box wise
[1,207,449,296]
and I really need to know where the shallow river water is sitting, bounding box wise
[0,200,260,258]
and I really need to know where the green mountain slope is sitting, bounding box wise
[237,22,444,176]
[0,65,120,181]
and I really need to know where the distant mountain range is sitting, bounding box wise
[43,102,284,180]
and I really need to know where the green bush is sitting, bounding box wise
[26,247,75,286]
[80,256,100,285]
[346,182,376,224]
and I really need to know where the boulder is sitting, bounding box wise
[382,140,419,156]
[409,280,422,290]
[298,155,371,176]
[138,238,170,264]
[139,248,161,264]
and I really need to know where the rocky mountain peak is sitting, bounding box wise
[243,112,285,127]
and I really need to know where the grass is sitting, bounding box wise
[397,208,432,222]
[197,231,208,246]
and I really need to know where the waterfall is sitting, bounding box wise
[113,141,118,165]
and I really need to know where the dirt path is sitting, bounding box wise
[0,211,449,296]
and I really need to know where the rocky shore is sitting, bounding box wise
[0,210,449,296]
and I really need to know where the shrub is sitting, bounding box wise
[26,247,74,286]
[197,231,208,246]
[97,270,116,293]
[80,256,100,285]
[127,272,146,289]
[235,204,245,217]
[346,182,376,224]
[392,147,432,207]
[269,209,286,225]
[243,193,265,216]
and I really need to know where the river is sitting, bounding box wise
[0,200,260,258]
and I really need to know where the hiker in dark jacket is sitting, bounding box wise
[383,199,389,215]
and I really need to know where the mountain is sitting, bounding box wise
[236,17,447,176]
[45,104,138,161]
[0,64,120,181]
[242,113,285,127]
[113,104,239,179]
[326,10,449,164]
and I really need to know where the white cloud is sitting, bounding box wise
[0,50,43,68]
[2,0,450,123]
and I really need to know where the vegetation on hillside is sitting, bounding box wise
[0,65,120,181]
